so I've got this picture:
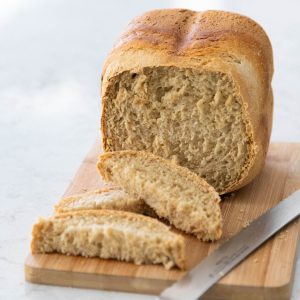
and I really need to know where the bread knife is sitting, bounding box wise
[158,189,300,300]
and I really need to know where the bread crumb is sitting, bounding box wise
[222,192,236,201]
[253,258,259,263]
[243,221,250,228]
[278,230,289,241]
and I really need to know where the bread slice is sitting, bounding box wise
[101,9,273,194]
[31,210,185,270]
[55,187,155,216]
[97,150,222,241]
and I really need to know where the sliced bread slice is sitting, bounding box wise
[55,187,155,216]
[97,151,222,241]
[31,210,185,269]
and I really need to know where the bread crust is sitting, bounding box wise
[101,9,273,194]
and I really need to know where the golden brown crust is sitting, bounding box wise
[101,9,273,194]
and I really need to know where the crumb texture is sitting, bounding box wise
[98,150,222,241]
[103,67,252,193]
[31,210,185,270]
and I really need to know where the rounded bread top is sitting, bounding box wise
[102,9,273,84]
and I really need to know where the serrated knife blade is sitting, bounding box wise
[159,189,300,300]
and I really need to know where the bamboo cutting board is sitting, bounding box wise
[25,142,300,299]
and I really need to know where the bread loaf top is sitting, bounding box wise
[101,9,273,193]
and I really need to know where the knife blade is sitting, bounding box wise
[159,189,300,300]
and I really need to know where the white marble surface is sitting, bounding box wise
[0,0,299,299]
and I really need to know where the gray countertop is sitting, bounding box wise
[0,0,299,299]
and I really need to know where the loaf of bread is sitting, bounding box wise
[97,150,222,241]
[101,9,273,194]
[55,187,155,216]
[31,210,185,269]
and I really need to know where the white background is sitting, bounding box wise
[0,0,299,299]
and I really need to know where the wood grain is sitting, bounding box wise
[25,142,300,299]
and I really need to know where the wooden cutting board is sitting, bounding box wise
[25,142,300,299]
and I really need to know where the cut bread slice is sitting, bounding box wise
[97,150,222,241]
[31,210,185,269]
[55,187,155,216]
